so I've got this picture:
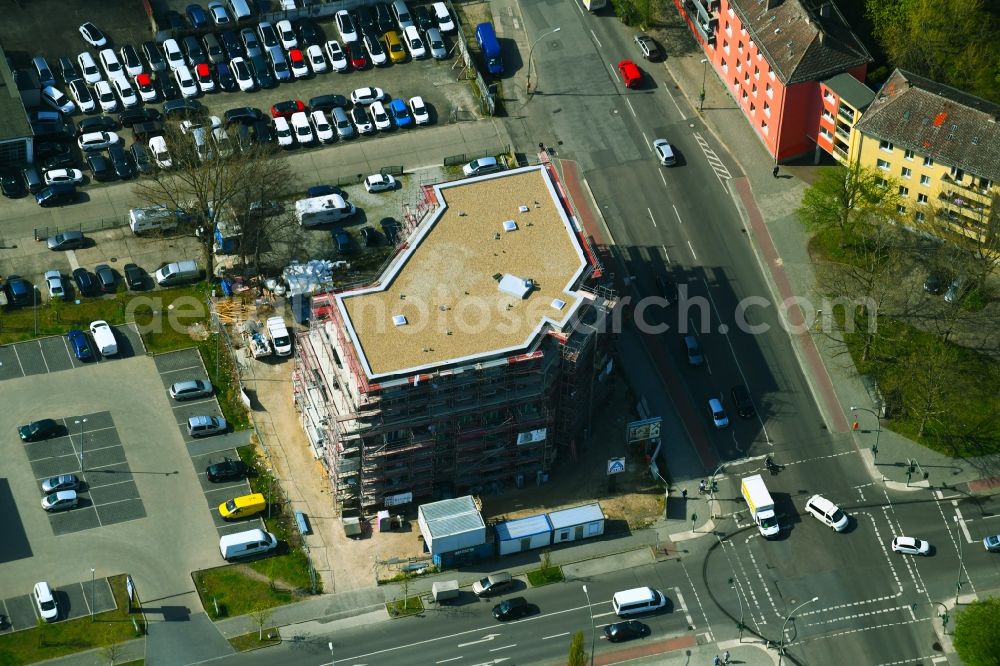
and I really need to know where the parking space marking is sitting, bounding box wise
[160,364,207,376]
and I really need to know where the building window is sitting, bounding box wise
[879,140,894,153]
[742,89,748,101]
[761,119,768,134]
[723,40,729,54]
[744,72,750,83]
[904,149,914,160]
[750,103,755,113]
[920,174,931,186]
[899,185,909,197]
[725,21,731,35]
[897,205,907,214]
[877,159,891,171]
[728,7,734,17]
[721,60,728,73]
[752,83,757,96]
[917,193,928,204]
[878,178,888,188]
[950,166,965,181]
[736,60,742,72]
[766,82,773,97]
[823,90,834,102]
[764,101,770,117]
[915,211,926,222]
[754,65,760,78]
[822,109,833,121]
[901,167,911,178]
[981,178,993,190]
[820,127,832,140]
[740,27,746,36]
[768,70,775,80]
[923,156,934,167]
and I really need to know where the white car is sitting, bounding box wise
[45,270,65,299]
[276,20,298,50]
[77,52,102,83]
[290,111,314,145]
[370,100,391,131]
[364,34,387,67]
[79,21,108,47]
[113,78,140,108]
[432,2,455,32]
[306,45,327,73]
[99,48,126,82]
[42,86,76,114]
[149,136,171,168]
[804,495,849,532]
[78,131,120,151]
[134,73,157,102]
[350,86,385,105]
[335,10,358,43]
[350,105,374,134]
[33,582,58,623]
[120,46,144,76]
[409,96,430,125]
[231,57,255,91]
[365,173,396,193]
[175,65,198,98]
[325,40,348,72]
[310,110,334,143]
[163,39,186,71]
[273,116,294,148]
[68,80,96,113]
[44,169,84,186]
[891,536,931,556]
[94,80,118,112]
[403,26,426,59]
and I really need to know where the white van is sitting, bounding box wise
[392,0,414,30]
[89,320,118,356]
[267,316,292,356]
[219,528,278,561]
[129,206,182,235]
[611,587,667,617]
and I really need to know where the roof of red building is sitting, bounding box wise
[856,69,1000,182]
[728,0,871,86]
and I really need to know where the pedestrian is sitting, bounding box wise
[713,655,722,666]
[699,479,707,493]
[772,164,779,178]
[682,488,688,499]
[724,650,731,664]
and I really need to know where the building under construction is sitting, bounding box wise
[294,164,615,514]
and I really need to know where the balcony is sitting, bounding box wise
[941,174,994,202]
[836,105,855,124]
[938,190,989,217]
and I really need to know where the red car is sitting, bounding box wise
[270,99,306,118]
[618,59,642,89]
[347,40,367,69]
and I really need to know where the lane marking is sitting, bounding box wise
[693,132,732,190]
[590,29,601,47]
[674,589,695,629]
[436,657,463,663]
[542,632,570,640]
[687,240,698,261]
[626,98,637,118]
[954,508,973,543]
[661,244,670,265]
[664,81,686,119]
[489,645,516,652]
[647,207,657,228]
[641,131,650,149]
[673,205,683,224]
[659,170,667,187]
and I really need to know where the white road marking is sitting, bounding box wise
[674,589,695,629]
[641,131,650,149]
[679,559,712,639]
[647,207,657,228]
[693,132,732,190]
[664,82,685,119]
[954,507,973,543]
[609,62,621,83]
[672,204,683,224]
[67,250,81,271]
[687,240,697,260]
[542,632,569,640]
[661,244,670,264]
[489,645,516,652]
[457,634,500,648]
[659,170,667,187]
[436,657,463,663]
[626,98,637,118]
[590,30,601,47]
[591,611,617,619]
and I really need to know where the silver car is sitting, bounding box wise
[169,378,214,401]
[42,474,80,494]
[42,490,79,512]
[188,415,227,438]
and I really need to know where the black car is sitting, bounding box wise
[307,184,338,197]
[58,56,80,84]
[251,119,275,144]
[492,597,530,621]
[79,115,120,134]
[414,5,434,32]
[206,458,248,482]
[36,184,77,207]
[108,143,135,179]
[157,72,182,100]
[730,385,754,418]
[353,7,377,38]
[143,41,168,72]
[5,274,33,306]
[94,264,116,293]
[603,620,649,643]
[41,152,75,171]
[309,94,348,112]
[119,107,162,127]
[923,272,945,294]
[164,99,206,119]
[123,263,146,290]
[133,121,165,141]
[380,217,399,244]
[18,418,61,442]
[225,106,266,126]
[248,54,275,88]
[131,142,154,175]
[36,142,72,163]
[374,2,394,34]
[182,35,208,66]
[32,121,76,143]
[162,10,186,31]
[295,18,324,46]
[219,30,243,59]
[73,267,97,296]
[87,153,116,182]
[216,62,237,91]
[235,123,253,152]
[361,226,377,246]
[0,169,26,198]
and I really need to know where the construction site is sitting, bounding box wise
[293,163,618,518]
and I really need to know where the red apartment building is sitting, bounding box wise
[676,0,872,162]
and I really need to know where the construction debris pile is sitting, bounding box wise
[282,260,344,298]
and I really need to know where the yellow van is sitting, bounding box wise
[383,30,406,64]
[219,493,266,520]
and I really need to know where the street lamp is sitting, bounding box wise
[526,27,561,94]
[850,406,881,463]
[953,515,964,605]
[708,463,725,517]
[581,585,596,666]
[90,568,96,621]
[778,596,819,663]
[75,418,88,475]
[699,58,709,111]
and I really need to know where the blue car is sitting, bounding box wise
[307,185,337,198]
[67,329,94,361]
[389,99,412,128]
[186,3,209,29]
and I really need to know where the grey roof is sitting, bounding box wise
[729,0,872,86]
[495,514,551,541]
[856,69,1000,182]
[823,72,875,111]
[418,495,485,538]
[547,503,605,529]
[0,44,31,142]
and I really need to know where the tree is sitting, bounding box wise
[797,163,900,246]
[133,122,294,281]
[100,630,124,665]
[953,597,1000,665]
[567,630,588,666]
[249,606,274,641]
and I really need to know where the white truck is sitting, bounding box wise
[266,316,292,356]
[581,0,606,10]
[294,194,357,227]
[129,206,185,235]
[741,474,779,538]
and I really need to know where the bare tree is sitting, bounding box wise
[923,192,1000,298]
[100,630,123,665]
[248,606,275,641]
[133,122,295,280]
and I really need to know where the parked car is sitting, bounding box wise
[68,80,96,113]
[730,384,754,418]
[121,44,144,76]
[370,100,391,130]
[225,106,265,125]
[170,378,214,400]
[634,33,662,60]
[462,156,500,176]
[94,81,118,112]
[33,582,59,621]
[325,40,348,71]
[123,263,145,290]
[310,110,334,143]
[79,22,108,47]
[618,59,642,88]
[290,111,314,145]
[44,270,66,300]
[432,2,455,32]
[108,143,135,179]
[163,38,187,71]
[42,474,81,493]
[143,41,168,72]
[5,275,33,306]
[271,99,305,118]
[309,94,349,112]
[94,263,116,293]
[188,415,227,438]
[78,131,120,151]
[77,51,102,83]
[73,268,97,295]
[273,116,293,148]
[47,230,86,250]
[944,276,967,304]
[364,173,396,193]
[19,418,61,442]
[425,27,447,60]
[131,142,154,175]
[67,329,94,361]
[44,168,84,186]
[335,10,358,43]
[231,57,255,91]
[708,398,729,428]
[351,105,374,134]
[206,458,247,482]
[472,572,513,597]
[87,153,115,182]
[492,596,530,621]
[389,98,412,127]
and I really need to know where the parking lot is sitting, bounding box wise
[0,575,116,633]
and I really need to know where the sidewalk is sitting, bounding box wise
[659,49,999,492]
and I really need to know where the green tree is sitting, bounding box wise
[797,163,899,245]
[567,630,588,666]
[953,597,1000,665]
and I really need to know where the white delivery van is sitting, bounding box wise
[611,587,667,617]
[129,206,182,235]
[267,316,292,356]
[154,260,201,286]
[89,320,118,356]
[294,194,357,227]
[219,528,278,561]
